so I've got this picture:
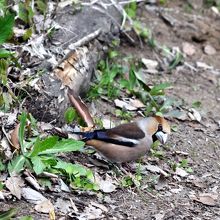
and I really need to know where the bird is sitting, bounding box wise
[74,116,170,163]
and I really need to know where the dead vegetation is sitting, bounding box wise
[0,0,220,219]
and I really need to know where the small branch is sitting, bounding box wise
[68,28,102,50]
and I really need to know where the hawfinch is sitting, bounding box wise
[75,116,170,163]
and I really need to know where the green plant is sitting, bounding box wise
[192,100,202,108]
[0,208,17,220]
[88,59,123,100]
[18,1,34,25]
[64,107,77,124]
[0,11,18,111]
[6,112,97,190]
[204,0,220,9]
[88,55,172,116]
[150,140,165,159]
[171,159,193,173]
[125,1,137,18]
[115,109,133,121]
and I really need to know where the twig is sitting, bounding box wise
[68,28,102,50]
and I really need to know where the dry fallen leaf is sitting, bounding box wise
[54,198,72,214]
[78,204,104,220]
[25,176,41,191]
[190,193,218,206]
[153,213,165,220]
[5,175,25,199]
[182,42,196,56]
[130,99,145,108]
[95,174,117,193]
[59,179,71,192]
[114,98,145,111]
[22,187,47,204]
[35,199,54,214]
[144,164,169,177]
[99,180,116,193]
[142,58,159,70]
[102,118,115,129]
[188,108,201,122]
[10,123,20,150]
[196,62,213,70]
[90,201,108,212]
[0,137,13,160]
[114,99,137,111]
[204,44,216,55]
[155,175,167,191]
[175,167,188,177]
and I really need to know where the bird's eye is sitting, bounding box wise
[158,124,163,131]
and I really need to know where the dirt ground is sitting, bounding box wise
[1,1,220,219]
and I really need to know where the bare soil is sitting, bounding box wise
[1,1,220,219]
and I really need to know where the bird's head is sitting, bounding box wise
[146,116,171,145]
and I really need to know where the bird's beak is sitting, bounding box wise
[155,131,168,145]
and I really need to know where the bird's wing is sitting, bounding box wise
[106,122,145,140]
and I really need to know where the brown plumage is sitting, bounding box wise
[77,116,170,163]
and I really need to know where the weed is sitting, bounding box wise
[115,109,133,121]
[6,112,97,190]
[88,55,172,116]
[192,101,202,109]
[171,159,193,173]
[125,1,137,19]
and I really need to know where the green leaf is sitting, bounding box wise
[22,28,32,41]
[64,107,76,124]
[40,156,58,166]
[36,0,47,14]
[8,155,26,174]
[0,181,4,190]
[29,136,59,157]
[19,216,33,220]
[192,101,202,108]
[31,156,46,175]
[0,13,15,44]
[0,160,5,171]
[0,0,6,11]
[150,83,171,96]
[38,178,52,188]
[18,2,34,24]
[0,58,8,85]
[39,139,84,155]
[0,49,14,58]
[169,51,183,70]
[54,160,88,176]
[133,70,151,92]
[19,112,27,154]
[128,68,137,90]
[108,50,118,59]
[0,208,17,220]
[125,2,137,18]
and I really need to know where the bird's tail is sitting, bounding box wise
[72,130,107,141]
